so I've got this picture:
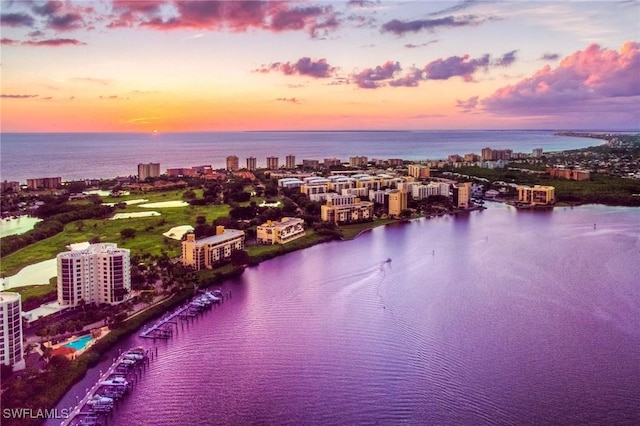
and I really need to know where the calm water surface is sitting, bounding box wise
[1,130,599,183]
[51,203,640,425]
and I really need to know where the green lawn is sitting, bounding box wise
[1,190,230,276]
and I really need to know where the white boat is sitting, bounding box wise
[99,377,129,388]
[86,395,113,413]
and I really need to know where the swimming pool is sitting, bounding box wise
[64,335,93,351]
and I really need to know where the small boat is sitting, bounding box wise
[99,377,129,389]
[86,395,114,413]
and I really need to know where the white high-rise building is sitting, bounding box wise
[57,243,131,307]
[0,292,25,372]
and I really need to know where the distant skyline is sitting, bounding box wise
[1,0,639,132]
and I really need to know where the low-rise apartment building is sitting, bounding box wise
[321,196,373,225]
[182,227,245,270]
[517,185,556,206]
[257,217,305,245]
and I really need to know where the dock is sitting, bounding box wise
[61,347,153,426]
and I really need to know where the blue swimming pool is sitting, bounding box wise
[63,335,92,351]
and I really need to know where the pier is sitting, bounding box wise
[139,290,224,340]
[61,347,153,426]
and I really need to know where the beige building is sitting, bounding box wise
[182,227,245,270]
[408,164,430,178]
[452,182,472,209]
[57,243,131,307]
[349,156,368,168]
[257,217,305,245]
[266,156,279,169]
[226,155,239,171]
[517,185,556,206]
[388,189,408,217]
[0,292,25,371]
[285,155,296,169]
[138,163,160,181]
[321,197,373,225]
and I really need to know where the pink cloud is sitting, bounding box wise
[257,57,336,78]
[113,1,339,36]
[483,41,640,117]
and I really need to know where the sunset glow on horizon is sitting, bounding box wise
[1,1,639,132]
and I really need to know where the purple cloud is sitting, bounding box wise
[405,40,439,49]
[1,13,35,27]
[22,38,86,47]
[381,15,486,35]
[1,94,39,98]
[456,96,479,112]
[540,52,560,61]
[48,12,84,31]
[353,61,401,89]
[494,50,517,67]
[257,57,336,78]
[424,54,490,81]
[276,97,301,104]
[32,1,63,16]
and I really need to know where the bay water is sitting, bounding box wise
[48,203,640,425]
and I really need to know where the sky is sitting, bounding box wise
[1,0,639,132]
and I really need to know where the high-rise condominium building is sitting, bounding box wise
[387,189,408,217]
[57,243,131,307]
[226,155,239,171]
[285,155,296,169]
[0,292,25,371]
[138,163,160,181]
[246,157,257,171]
[266,157,279,170]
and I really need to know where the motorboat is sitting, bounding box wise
[86,395,113,413]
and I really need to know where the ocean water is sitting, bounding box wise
[49,203,640,425]
[0,130,599,183]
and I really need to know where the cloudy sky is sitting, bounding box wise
[1,0,639,132]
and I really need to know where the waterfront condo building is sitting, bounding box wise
[321,195,373,225]
[285,155,296,169]
[452,182,472,209]
[137,163,160,181]
[226,156,239,171]
[57,243,131,307]
[517,185,556,206]
[182,227,245,270]
[26,177,62,190]
[246,157,257,171]
[324,158,342,168]
[547,167,590,181]
[387,189,408,217]
[0,292,25,372]
[257,217,306,245]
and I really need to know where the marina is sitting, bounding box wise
[139,290,224,340]
[60,347,151,426]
